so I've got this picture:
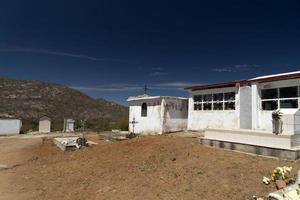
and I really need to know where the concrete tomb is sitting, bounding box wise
[39,116,51,133]
[63,119,75,133]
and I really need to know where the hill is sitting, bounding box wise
[0,77,128,131]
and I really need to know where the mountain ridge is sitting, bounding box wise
[0,77,128,125]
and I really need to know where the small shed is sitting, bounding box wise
[0,118,22,135]
[39,116,51,133]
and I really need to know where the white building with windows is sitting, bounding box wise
[127,95,188,135]
[185,71,300,159]
[185,71,300,133]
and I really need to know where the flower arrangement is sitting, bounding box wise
[272,110,283,121]
[272,110,283,134]
[271,166,292,181]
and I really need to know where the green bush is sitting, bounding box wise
[115,117,129,131]
[51,121,63,132]
[21,119,38,133]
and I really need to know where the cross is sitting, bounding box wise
[129,117,138,134]
[143,85,149,95]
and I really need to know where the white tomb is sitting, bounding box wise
[63,119,75,133]
[39,116,51,133]
[127,95,188,135]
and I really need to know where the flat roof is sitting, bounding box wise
[249,70,300,82]
[127,95,187,101]
[185,71,300,91]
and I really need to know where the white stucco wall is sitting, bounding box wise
[187,87,240,131]
[295,111,300,133]
[162,98,188,133]
[0,119,22,135]
[128,98,163,134]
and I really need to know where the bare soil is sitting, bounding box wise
[0,133,299,200]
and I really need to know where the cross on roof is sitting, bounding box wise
[143,84,149,95]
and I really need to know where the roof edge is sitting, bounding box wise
[185,71,300,91]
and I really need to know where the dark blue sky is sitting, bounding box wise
[0,0,299,104]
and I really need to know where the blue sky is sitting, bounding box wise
[0,0,299,105]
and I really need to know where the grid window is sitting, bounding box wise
[213,102,223,110]
[203,103,212,110]
[279,87,298,98]
[261,89,278,99]
[203,94,212,101]
[193,95,202,102]
[280,99,298,108]
[213,93,223,101]
[225,102,235,110]
[261,86,299,110]
[262,101,278,110]
[224,92,235,101]
[194,104,202,111]
[193,91,235,111]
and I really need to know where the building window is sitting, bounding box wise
[261,88,278,99]
[193,91,235,111]
[224,92,236,110]
[262,100,278,110]
[141,103,147,117]
[261,86,299,110]
[193,95,202,110]
[203,94,212,110]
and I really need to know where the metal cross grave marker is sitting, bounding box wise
[129,117,138,134]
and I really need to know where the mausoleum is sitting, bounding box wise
[185,71,300,159]
[127,95,188,135]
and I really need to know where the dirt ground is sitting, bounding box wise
[0,133,299,200]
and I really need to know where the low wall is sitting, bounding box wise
[204,128,298,149]
[200,138,300,160]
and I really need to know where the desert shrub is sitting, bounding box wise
[51,121,64,132]
[85,119,111,131]
[115,117,129,131]
[21,119,38,133]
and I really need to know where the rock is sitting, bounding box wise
[0,164,9,170]
[262,176,271,185]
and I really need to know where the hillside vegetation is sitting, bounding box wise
[0,77,128,132]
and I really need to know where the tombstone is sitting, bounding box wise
[39,116,51,133]
[63,119,75,133]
